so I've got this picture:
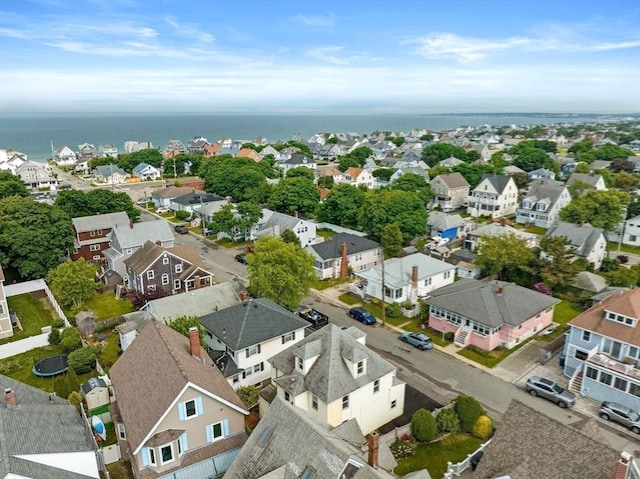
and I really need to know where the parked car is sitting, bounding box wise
[598,401,640,434]
[400,332,433,350]
[174,224,189,234]
[348,307,376,325]
[235,253,248,265]
[136,198,151,205]
[156,206,170,214]
[298,308,329,329]
[525,376,576,408]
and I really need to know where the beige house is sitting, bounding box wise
[430,172,470,211]
[110,320,248,478]
[467,174,518,219]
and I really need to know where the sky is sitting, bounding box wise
[1,0,639,114]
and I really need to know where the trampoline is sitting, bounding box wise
[32,354,68,377]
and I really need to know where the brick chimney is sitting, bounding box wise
[129,219,134,229]
[612,452,632,479]
[188,327,200,359]
[367,431,379,467]
[4,388,17,407]
[412,265,418,287]
[340,242,349,278]
[240,291,249,301]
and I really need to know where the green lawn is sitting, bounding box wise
[395,433,483,478]
[98,332,120,372]
[316,228,338,241]
[338,293,361,305]
[608,242,640,255]
[310,276,349,290]
[524,226,547,235]
[2,293,56,345]
[457,338,532,368]
[82,292,135,321]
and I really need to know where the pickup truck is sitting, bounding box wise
[298,308,329,329]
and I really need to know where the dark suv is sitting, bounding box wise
[598,401,640,434]
[174,224,189,234]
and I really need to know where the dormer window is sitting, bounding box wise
[296,356,304,372]
[605,310,636,327]
[355,359,366,376]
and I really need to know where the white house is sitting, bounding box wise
[99,144,118,158]
[339,167,375,188]
[132,162,160,181]
[516,179,571,229]
[266,324,406,435]
[352,253,455,305]
[467,174,518,219]
[545,221,607,270]
[622,215,640,247]
[567,172,607,191]
[305,233,382,279]
[279,154,317,176]
[255,210,318,247]
[16,160,58,190]
[54,146,77,166]
[199,298,309,389]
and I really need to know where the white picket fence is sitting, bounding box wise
[442,440,490,479]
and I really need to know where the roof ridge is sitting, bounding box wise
[154,320,192,384]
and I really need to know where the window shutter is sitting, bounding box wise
[292,331,296,340]
[180,432,189,452]
[245,348,249,358]
[206,425,213,443]
[260,362,264,371]
[222,419,229,437]
[196,396,203,416]
[281,336,285,344]
[178,402,185,421]
[257,344,261,353]
[141,447,149,466]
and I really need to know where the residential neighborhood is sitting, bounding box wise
[1,117,640,479]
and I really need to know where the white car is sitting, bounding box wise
[155,206,170,214]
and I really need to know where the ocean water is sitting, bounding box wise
[0,112,608,161]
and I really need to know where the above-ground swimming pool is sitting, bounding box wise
[32,354,69,377]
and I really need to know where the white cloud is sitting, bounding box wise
[293,13,334,27]
[307,45,349,64]
[164,16,215,43]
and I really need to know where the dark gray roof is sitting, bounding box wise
[199,298,309,351]
[81,377,107,394]
[172,192,225,206]
[261,211,300,232]
[308,233,381,261]
[473,400,619,479]
[224,397,396,479]
[268,324,397,403]
[522,179,567,206]
[476,174,513,194]
[0,375,98,479]
[546,221,605,258]
[425,279,559,328]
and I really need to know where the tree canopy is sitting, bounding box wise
[267,176,320,216]
[200,155,270,202]
[46,258,97,309]
[317,184,365,228]
[55,188,140,221]
[388,173,433,205]
[0,197,74,279]
[537,235,581,291]
[559,189,630,232]
[0,172,28,199]
[476,233,535,282]
[360,189,427,242]
[247,236,316,309]
[421,143,476,167]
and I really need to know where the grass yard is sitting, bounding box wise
[457,338,532,368]
[316,228,338,241]
[608,242,640,256]
[2,293,56,345]
[310,276,349,290]
[82,292,135,321]
[338,293,361,305]
[394,433,483,478]
[97,332,120,372]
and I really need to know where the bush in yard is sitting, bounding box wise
[53,374,70,399]
[175,210,190,220]
[444,332,455,342]
[390,436,417,460]
[411,408,437,442]
[67,346,100,374]
[67,391,83,413]
[53,318,65,328]
[235,385,259,410]
[472,415,493,440]
[436,407,460,433]
[48,328,61,345]
[65,367,81,394]
[60,327,82,353]
[454,395,486,433]
[386,302,402,318]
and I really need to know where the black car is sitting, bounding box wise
[174,224,189,234]
[235,253,248,265]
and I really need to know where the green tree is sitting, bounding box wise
[559,189,630,232]
[411,408,437,442]
[268,176,320,216]
[422,143,470,167]
[510,143,554,172]
[286,166,315,181]
[247,236,315,310]
[48,328,61,345]
[386,136,405,147]
[538,235,581,290]
[603,267,638,287]
[436,407,460,433]
[55,189,140,221]
[67,391,83,413]
[200,156,270,202]
[568,138,594,156]
[235,385,260,409]
[67,346,100,374]
[166,315,206,347]
[0,197,74,279]
[612,172,640,192]
[317,175,334,189]
[454,395,485,434]
[338,156,362,172]
[60,327,82,354]
[574,162,590,174]
[360,189,427,242]
[46,258,97,309]
[210,204,237,238]
[235,201,263,236]
[280,229,300,246]
[390,173,433,205]
[476,233,535,281]
[0,171,28,199]
[53,374,70,399]
[452,163,500,188]
[371,168,395,181]
[381,223,403,257]
[317,184,365,228]
[65,368,81,395]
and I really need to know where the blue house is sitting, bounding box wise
[562,288,640,411]
[427,211,466,240]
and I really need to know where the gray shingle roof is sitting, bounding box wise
[0,375,98,479]
[224,397,396,479]
[546,221,605,258]
[172,192,225,206]
[434,172,469,189]
[566,172,604,188]
[522,179,567,206]
[425,279,559,328]
[473,400,619,479]
[356,253,455,289]
[199,298,309,351]
[110,220,173,249]
[260,211,300,233]
[427,211,466,231]
[72,211,130,233]
[268,324,396,403]
[476,174,513,194]
[308,233,381,261]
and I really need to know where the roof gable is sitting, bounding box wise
[72,211,130,232]
[308,233,381,261]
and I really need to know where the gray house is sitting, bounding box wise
[545,221,607,270]
[516,179,571,228]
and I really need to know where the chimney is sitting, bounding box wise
[340,242,349,278]
[156,240,162,246]
[4,388,17,407]
[496,286,504,295]
[240,291,249,301]
[412,265,418,287]
[367,431,379,467]
[612,452,632,479]
[578,221,584,228]
[500,217,507,227]
[129,219,134,229]
[188,327,200,359]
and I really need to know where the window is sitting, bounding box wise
[582,330,591,342]
[284,391,290,402]
[312,395,318,411]
[391,400,397,409]
[246,344,261,357]
[162,273,169,285]
[630,383,640,398]
[342,395,349,410]
[96,229,103,235]
[92,255,101,261]
[90,230,96,237]
[148,448,156,465]
[179,397,202,420]
[185,400,197,418]
[282,331,295,344]
[163,257,169,265]
[161,445,173,463]
[90,244,100,251]
[117,423,126,440]
[147,270,154,280]
[444,271,451,280]
[210,422,223,441]
[614,377,628,391]
[296,356,304,372]
[373,379,380,394]
[173,279,180,290]
[586,366,598,380]
[175,264,183,273]
[599,372,613,386]
[424,278,432,286]
[574,350,588,361]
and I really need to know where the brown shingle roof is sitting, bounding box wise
[437,172,469,189]
[124,241,205,274]
[569,288,640,346]
[473,400,619,479]
[109,319,246,454]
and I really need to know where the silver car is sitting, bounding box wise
[525,376,576,408]
[598,401,640,434]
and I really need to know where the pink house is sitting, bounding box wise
[426,279,559,351]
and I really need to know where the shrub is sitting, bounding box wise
[65,368,81,394]
[53,318,65,328]
[454,395,485,433]
[390,436,417,460]
[68,391,83,413]
[444,332,455,342]
[600,257,619,272]
[175,210,190,220]
[472,415,493,440]
[60,327,82,354]
[48,328,61,345]
[617,255,629,264]
[236,386,260,409]
[53,374,70,399]
[386,302,402,318]
[436,407,460,433]
[67,346,100,374]
[411,408,437,442]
